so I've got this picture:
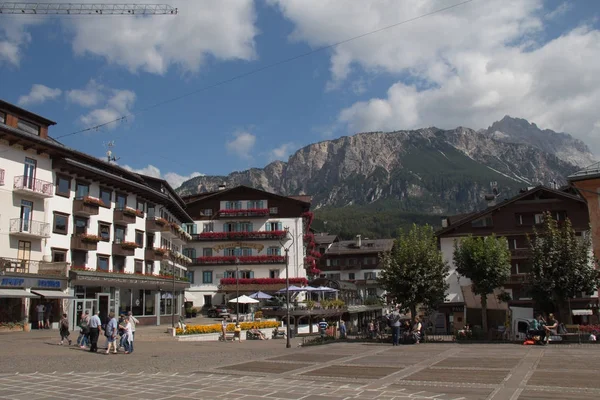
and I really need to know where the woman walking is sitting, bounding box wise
[77,311,90,348]
[123,316,134,354]
[105,312,118,354]
[59,314,72,345]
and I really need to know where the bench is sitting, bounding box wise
[272,330,285,339]
[246,331,262,340]
[219,332,235,341]
[558,324,583,343]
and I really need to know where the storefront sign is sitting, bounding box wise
[212,242,265,252]
[37,280,61,288]
[1,278,25,287]
[0,276,66,289]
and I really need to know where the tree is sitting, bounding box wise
[378,224,449,318]
[528,212,596,323]
[453,235,511,332]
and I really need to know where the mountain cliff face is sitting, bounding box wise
[177,117,594,216]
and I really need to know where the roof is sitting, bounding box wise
[0,99,56,126]
[325,239,394,255]
[568,161,600,181]
[184,185,312,207]
[138,174,187,208]
[314,234,338,245]
[436,185,585,237]
[288,195,312,203]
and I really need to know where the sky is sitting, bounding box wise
[1,0,599,187]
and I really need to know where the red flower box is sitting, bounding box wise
[219,277,308,285]
[194,230,286,240]
[195,255,286,265]
[218,208,269,216]
[82,196,104,207]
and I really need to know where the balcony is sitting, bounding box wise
[192,255,286,266]
[71,234,99,251]
[164,223,191,244]
[113,207,138,225]
[112,240,138,257]
[9,218,50,239]
[146,217,170,233]
[73,197,101,217]
[0,257,39,274]
[145,247,167,262]
[13,176,53,198]
[510,248,531,259]
[217,208,269,218]
[192,230,287,241]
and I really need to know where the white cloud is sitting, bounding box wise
[269,142,296,161]
[270,0,600,153]
[78,87,136,129]
[0,18,42,66]
[226,131,256,159]
[61,0,258,74]
[545,2,572,20]
[17,84,62,106]
[66,80,104,107]
[122,164,204,188]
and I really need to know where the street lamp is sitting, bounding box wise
[279,227,294,349]
[171,251,176,329]
[235,257,240,323]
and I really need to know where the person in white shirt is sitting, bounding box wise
[123,317,133,354]
[127,311,139,352]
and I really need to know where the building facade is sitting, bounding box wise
[182,186,311,308]
[436,185,594,333]
[318,235,394,301]
[0,100,192,328]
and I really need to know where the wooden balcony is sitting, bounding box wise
[71,235,98,251]
[112,241,137,257]
[13,175,53,198]
[192,255,286,266]
[113,208,137,225]
[73,198,100,216]
[145,247,166,262]
[146,217,170,233]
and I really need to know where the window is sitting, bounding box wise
[134,259,143,274]
[266,221,283,231]
[74,217,87,235]
[98,222,110,242]
[145,262,153,275]
[135,230,144,247]
[75,182,89,199]
[366,288,377,297]
[534,213,544,225]
[203,223,214,232]
[116,193,127,209]
[331,259,339,266]
[515,214,523,226]
[72,250,87,267]
[224,222,253,232]
[114,225,126,243]
[225,201,242,210]
[17,240,31,262]
[269,207,278,214]
[269,270,279,279]
[97,256,109,272]
[0,111,5,124]
[247,200,264,208]
[53,212,68,235]
[17,119,40,135]
[471,216,493,228]
[239,270,254,279]
[348,258,357,266]
[146,233,155,248]
[267,247,281,256]
[364,272,377,280]
[517,262,532,274]
[224,247,252,256]
[202,248,213,257]
[327,273,341,280]
[555,211,567,221]
[99,188,111,207]
[224,271,236,278]
[202,209,213,216]
[183,248,196,258]
[187,271,195,284]
[136,199,145,213]
[348,273,355,280]
[147,204,156,218]
[51,248,67,263]
[202,271,213,283]
[56,175,70,197]
[113,256,125,273]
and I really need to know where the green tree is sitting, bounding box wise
[378,224,449,318]
[453,235,511,332]
[528,212,596,323]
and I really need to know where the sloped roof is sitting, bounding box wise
[568,161,600,181]
[314,234,339,245]
[184,185,311,206]
[436,185,585,237]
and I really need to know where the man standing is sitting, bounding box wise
[35,303,45,329]
[127,311,139,352]
[88,311,102,352]
[44,301,53,329]
[318,318,328,339]
[388,307,401,346]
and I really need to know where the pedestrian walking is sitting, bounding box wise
[127,311,139,352]
[221,317,228,342]
[88,311,102,352]
[123,316,134,354]
[35,303,45,329]
[59,314,72,345]
[387,307,401,346]
[319,318,328,339]
[339,320,347,339]
[77,311,90,348]
[105,312,118,354]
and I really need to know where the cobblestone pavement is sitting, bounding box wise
[1,330,599,399]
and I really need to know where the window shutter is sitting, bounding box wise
[277,222,282,231]
[249,271,254,278]
[258,200,263,208]
[266,223,271,232]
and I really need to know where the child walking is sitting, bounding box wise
[59,313,72,345]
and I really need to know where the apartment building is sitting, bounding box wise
[0,100,192,328]
[182,185,311,308]
[318,235,394,300]
[435,185,594,333]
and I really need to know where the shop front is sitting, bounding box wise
[69,269,190,326]
[0,274,70,330]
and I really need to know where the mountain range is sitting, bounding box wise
[177,116,596,238]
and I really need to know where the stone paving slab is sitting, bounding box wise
[385,384,495,400]
[301,365,401,379]
[433,356,521,369]
[218,361,310,374]
[401,367,510,384]
[527,369,600,389]
[267,353,347,363]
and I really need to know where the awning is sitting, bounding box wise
[0,289,39,298]
[572,309,593,316]
[31,290,74,299]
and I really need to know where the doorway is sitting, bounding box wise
[203,295,212,308]
[23,157,36,189]
[72,299,96,328]
[19,200,33,232]
[96,293,110,323]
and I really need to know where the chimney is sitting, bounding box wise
[218,183,226,191]
[355,234,361,248]
[441,218,448,228]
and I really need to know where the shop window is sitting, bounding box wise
[55,175,71,198]
[202,271,213,283]
[98,222,110,242]
[53,212,68,235]
[145,290,155,315]
[135,230,144,247]
[52,248,67,263]
[99,187,111,207]
[160,292,178,316]
[97,255,109,272]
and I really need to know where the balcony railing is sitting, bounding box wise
[71,234,99,251]
[113,207,137,224]
[0,169,4,186]
[193,255,286,265]
[192,230,287,241]
[510,248,531,259]
[73,197,101,216]
[112,240,138,257]
[146,217,170,233]
[217,208,270,218]
[9,218,50,238]
[13,175,53,197]
[0,257,39,274]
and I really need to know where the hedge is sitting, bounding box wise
[176,321,279,335]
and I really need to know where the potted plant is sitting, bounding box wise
[120,241,138,250]
[80,233,102,243]
[82,196,104,207]
[306,300,315,310]
[122,207,138,217]
[154,248,168,256]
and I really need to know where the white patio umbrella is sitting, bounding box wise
[276,285,305,293]
[228,294,259,304]
[249,291,272,300]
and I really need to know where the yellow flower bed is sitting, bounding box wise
[176,320,280,335]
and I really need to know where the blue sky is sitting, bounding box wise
[1,0,599,186]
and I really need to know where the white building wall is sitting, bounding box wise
[0,140,53,264]
[440,236,471,304]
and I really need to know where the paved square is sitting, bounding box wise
[301,364,401,379]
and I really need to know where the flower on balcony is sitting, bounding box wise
[82,196,104,207]
[219,277,308,285]
[218,208,269,216]
[182,231,192,241]
[122,207,142,218]
[173,251,192,264]
[120,241,139,250]
[309,267,321,275]
[79,233,102,243]
[196,255,286,264]
[310,250,322,258]
[155,217,169,226]
[195,230,286,240]
[154,248,168,256]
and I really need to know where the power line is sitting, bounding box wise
[55,0,474,139]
